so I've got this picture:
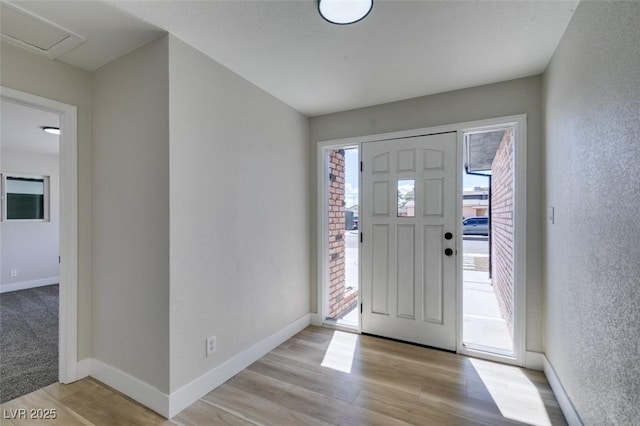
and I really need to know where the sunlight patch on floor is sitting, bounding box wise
[321,331,358,373]
[470,359,552,426]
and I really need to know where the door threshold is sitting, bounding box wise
[322,320,360,333]
[463,342,514,357]
[362,333,457,354]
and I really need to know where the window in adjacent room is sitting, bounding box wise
[1,174,50,221]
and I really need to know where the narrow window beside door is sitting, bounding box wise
[323,147,359,328]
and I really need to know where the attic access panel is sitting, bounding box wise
[0,2,85,59]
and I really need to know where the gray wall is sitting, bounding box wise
[0,42,93,360]
[92,36,170,393]
[0,148,60,288]
[167,36,310,391]
[542,1,640,423]
[310,76,544,352]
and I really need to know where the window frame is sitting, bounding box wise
[1,172,51,222]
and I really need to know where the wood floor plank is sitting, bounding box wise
[265,347,423,398]
[172,399,255,426]
[40,381,89,401]
[224,369,294,403]
[248,355,362,403]
[3,326,567,425]
[59,379,171,426]
[418,385,523,426]
[277,384,413,426]
[202,383,332,426]
[352,386,483,426]
[0,388,94,426]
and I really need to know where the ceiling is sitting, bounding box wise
[9,0,579,116]
[1,100,60,155]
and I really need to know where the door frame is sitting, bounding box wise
[316,114,527,366]
[1,86,79,382]
[457,115,527,366]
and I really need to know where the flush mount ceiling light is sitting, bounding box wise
[318,0,373,25]
[42,126,60,135]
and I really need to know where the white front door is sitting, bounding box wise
[361,132,457,350]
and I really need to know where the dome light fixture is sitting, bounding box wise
[318,0,373,25]
[42,126,60,135]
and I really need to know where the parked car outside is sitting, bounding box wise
[462,216,489,235]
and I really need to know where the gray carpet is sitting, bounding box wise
[0,284,58,403]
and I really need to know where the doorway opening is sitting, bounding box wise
[0,100,60,402]
[1,86,79,393]
[461,127,516,358]
[322,146,359,329]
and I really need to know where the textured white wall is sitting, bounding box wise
[0,42,93,360]
[543,1,640,423]
[0,148,59,288]
[92,36,170,393]
[310,76,544,352]
[168,36,310,391]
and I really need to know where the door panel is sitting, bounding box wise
[372,182,389,216]
[424,178,444,216]
[424,224,444,324]
[371,224,390,315]
[362,132,457,350]
[397,224,415,319]
[397,149,416,172]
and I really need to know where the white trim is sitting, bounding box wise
[316,143,328,325]
[316,115,527,148]
[319,321,361,334]
[459,346,520,367]
[317,114,528,366]
[543,356,583,426]
[309,313,322,326]
[0,276,59,293]
[76,358,91,380]
[514,117,528,366]
[316,142,362,332]
[59,93,79,384]
[1,86,79,384]
[167,313,311,418]
[457,115,527,366]
[82,314,311,418]
[456,130,464,362]
[91,359,170,418]
[524,351,544,371]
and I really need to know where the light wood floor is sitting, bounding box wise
[1,326,566,425]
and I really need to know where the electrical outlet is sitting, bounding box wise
[10,269,17,277]
[206,336,216,357]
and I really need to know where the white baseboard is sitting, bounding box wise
[524,351,544,371]
[168,313,311,418]
[543,356,583,426]
[90,359,170,418]
[79,314,311,419]
[0,276,59,293]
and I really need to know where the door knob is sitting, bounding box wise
[444,232,453,240]
[444,248,453,256]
